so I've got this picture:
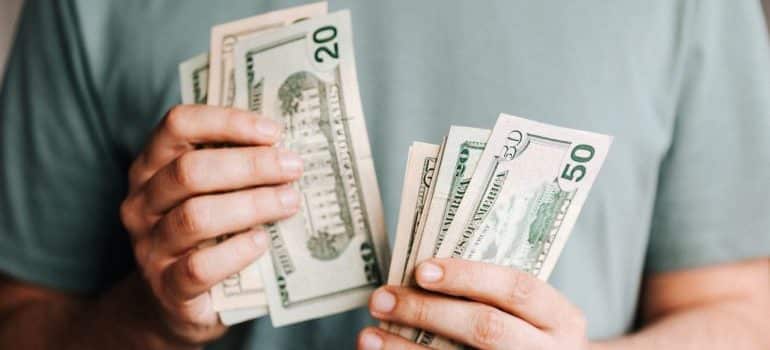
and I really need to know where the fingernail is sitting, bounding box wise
[417,262,444,283]
[256,119,281,139]
[278,186,300,211]
[253,230,268,249]
[371,289,396,313]
[359,331,383,350]
[278,149,303,176]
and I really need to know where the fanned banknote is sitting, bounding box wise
[419,114,612,349]
[386,142,439,291]
[398,126,489,343]
[179,53,209,105]
[232,10,389,326]
[179,53,270,324]
[383,142,439,332]
[207,2,327,107]
[412,127,490,266]
[396,138,445,294]
[205,2,328,318]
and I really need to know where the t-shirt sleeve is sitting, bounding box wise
[0,1,133,293]
[647,0,770,272]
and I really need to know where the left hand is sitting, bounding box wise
[358,258,590,350]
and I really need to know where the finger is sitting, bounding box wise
[357,327,427,350]
[163,228,269,301]
[142,146,302,213]
[130,105,282,188]
[369,287,546,350]
[415,258,580,330]
[153,185,300,254]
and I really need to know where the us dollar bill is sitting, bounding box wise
[180,52,270,317]
[232,10,389,326]
[205,2,328,317]
[386,142,439,290]
[179,53,209,105]
[388,138,446,337]
[412,127,489,265]
[179,53,269,323]
[422,114,612,349]
[400,127,488,343]
[207,2,327,107]
[382,142,439,332]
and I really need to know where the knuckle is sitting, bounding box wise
[243,191,273,225]
[127,160,145,188]
[233,235,259,262]
[472,307,506,348]
[147,251,166,275]
[184,253,210,286]
[120,198,136,228]
[164,105,189,136]
[409,295,431,325]
[256,187,291,217]
[268,147,282,169]
[120,195,147,235]
[171,153,203,189]
[506,270,535,306]
[175,199,208,234]
[250,148,276,178]
[132,238,154,270]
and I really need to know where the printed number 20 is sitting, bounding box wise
[561,144,595,182]
[313,25,339,63]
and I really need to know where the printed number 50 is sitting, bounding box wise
[313,25,339,63]
[561,144,595,182]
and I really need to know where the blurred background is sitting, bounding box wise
[1,0,769,85]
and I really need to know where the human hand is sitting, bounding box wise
[119,105,303,346]
[358,258,589,350]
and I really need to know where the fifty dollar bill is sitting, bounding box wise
[420,114,612,348]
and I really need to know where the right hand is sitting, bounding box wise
[119,105,303,346]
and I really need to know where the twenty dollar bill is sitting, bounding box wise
[179,53,270,324]
[233,10,389,326]
[205,2,328,318]
[207,2,327,107]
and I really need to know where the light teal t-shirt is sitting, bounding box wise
[1,1,769,349]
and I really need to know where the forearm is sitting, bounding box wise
[0,274,197,350]
[592,300,769,350]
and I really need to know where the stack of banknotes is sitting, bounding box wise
[384,118,611,348]
[177,2,613,340]
[179,2,389,327]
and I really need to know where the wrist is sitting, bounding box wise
[89,273,202,350]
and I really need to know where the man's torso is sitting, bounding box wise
[73,0,685,347]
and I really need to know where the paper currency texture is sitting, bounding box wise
[233,10,388,326]
[383,142,439,332]
[207,2,327,107]
[420,114,612,348]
